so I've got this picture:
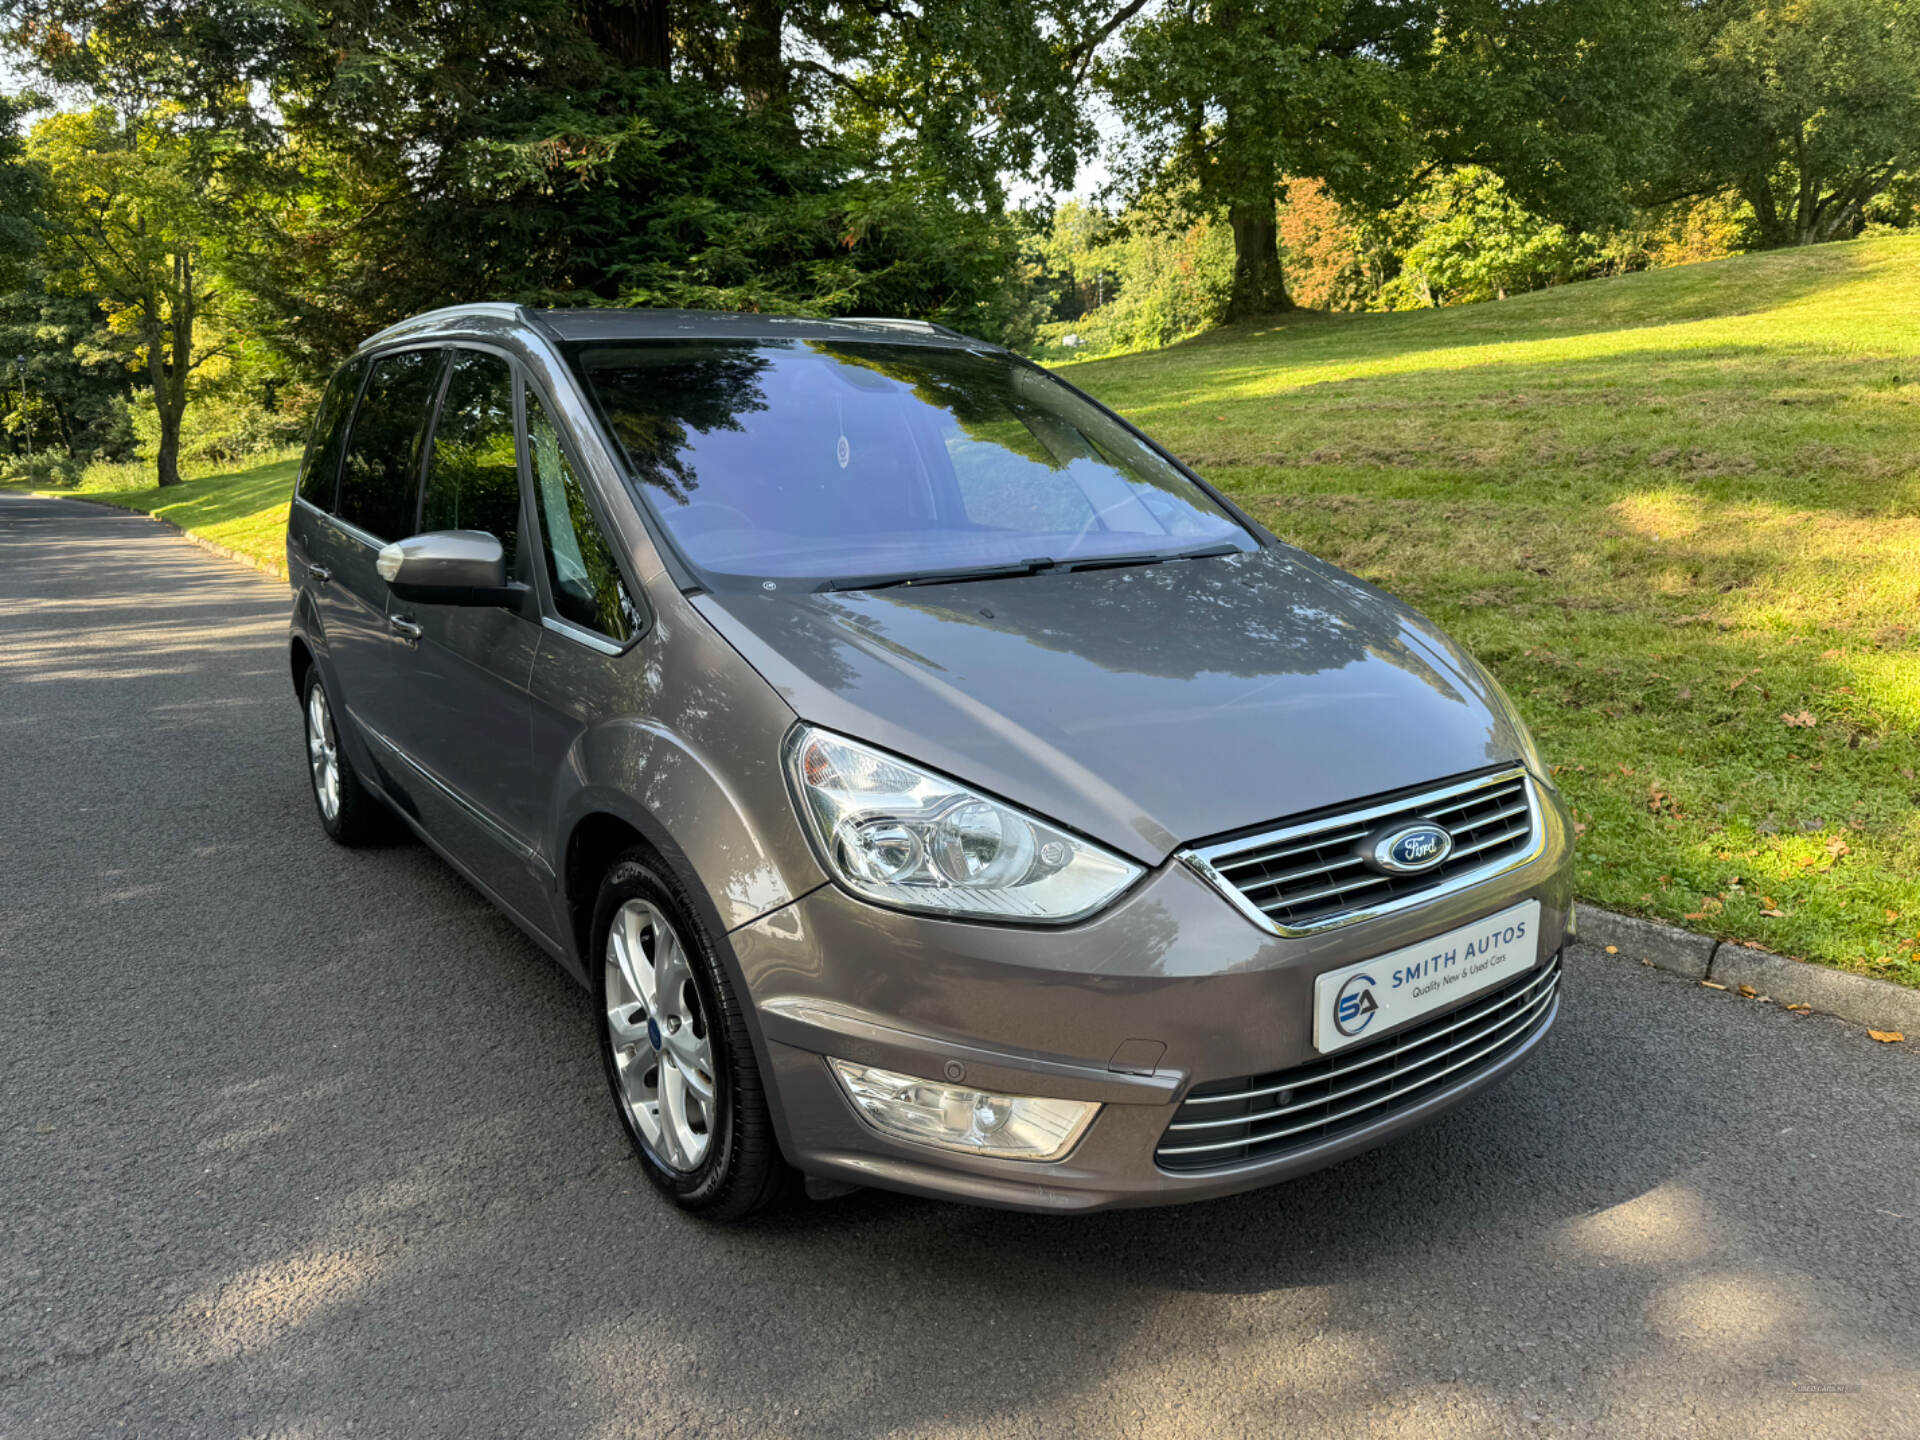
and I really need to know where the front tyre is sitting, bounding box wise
[301,668,385,846]
[593,850,794,1220]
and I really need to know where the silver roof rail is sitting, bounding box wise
[358,303,530,352]
[838,317,970,340]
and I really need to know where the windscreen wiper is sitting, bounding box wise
[1061,541,1245,573]
[817,557,1059,593]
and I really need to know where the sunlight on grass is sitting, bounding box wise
[1068,235,1920,982]
[7,450,299,572]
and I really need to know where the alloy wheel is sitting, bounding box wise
[306,683,342,821]
[605,898,717,1173]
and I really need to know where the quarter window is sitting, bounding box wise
[297,356,367,510]
[526,390,640,643]
[336,348,444,543]
[422,350,524,577]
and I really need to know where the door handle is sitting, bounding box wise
[308,564,332,585]
[389,615,423,643]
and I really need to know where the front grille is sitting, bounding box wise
[1154,955,1560,1173]
[1185,768,1539,935]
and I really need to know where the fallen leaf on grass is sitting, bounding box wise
[1781,710,1817,728]
[1760,908,1788,918]
[1826,837,1852,859]
[1868,1031,1905,1044]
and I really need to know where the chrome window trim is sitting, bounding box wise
[540,613,626,656]
[1178,766,1545,938]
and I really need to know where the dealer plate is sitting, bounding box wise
[1312,899,1542,1055]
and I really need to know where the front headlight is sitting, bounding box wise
[784,725,1143,923]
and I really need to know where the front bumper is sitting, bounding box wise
[729,781,1575,1211]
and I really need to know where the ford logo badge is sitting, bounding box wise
[1370,822,1454,875]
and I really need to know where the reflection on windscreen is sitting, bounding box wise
[571,340,1250,584]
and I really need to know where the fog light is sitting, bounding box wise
[828,1060,1098,1161]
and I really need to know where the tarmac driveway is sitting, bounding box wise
[2,493,1917,1437]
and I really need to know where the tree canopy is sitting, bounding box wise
[1,0,1915,484]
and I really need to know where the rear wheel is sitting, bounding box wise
[301,669,385,846]
[592,850,794,1220]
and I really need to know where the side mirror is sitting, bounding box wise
[376,530,518,606]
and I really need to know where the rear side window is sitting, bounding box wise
[422,350,523,575]
[336,348,444,543]
[526,390,641,643]
[297,356,367,510]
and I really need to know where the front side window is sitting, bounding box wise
[336,347,444,543]
[526,390,641,643]
[297,356,367,510]
[570,340,1252,587]
[422,350,524,577]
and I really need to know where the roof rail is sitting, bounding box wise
[839,316,970,340]
[358,302,529,352]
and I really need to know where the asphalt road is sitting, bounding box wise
[3,492,1918,1439]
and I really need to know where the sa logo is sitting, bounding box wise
[1335,972,1380,1037]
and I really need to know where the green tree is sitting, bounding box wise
[1381,168,1590,309]
[28,108,227,486]
[1674,0,1920,246]
[1104,0,1680,319]
[3,0,1150,369]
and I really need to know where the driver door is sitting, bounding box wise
[379,347,551,934]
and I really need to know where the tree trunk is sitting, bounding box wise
[150,252,197,489]
[580,0,672,70]
[736,0,791,123]
[1219,117,1291,320]
[1227,197,1292,318]
[1743,174,1789,248]
[154,395,184,488]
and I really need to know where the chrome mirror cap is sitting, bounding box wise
[375,530,513,605]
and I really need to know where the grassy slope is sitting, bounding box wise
[6,452,299,572]
[1066,236,1920,983]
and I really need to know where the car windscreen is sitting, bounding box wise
[568,339,1254,587]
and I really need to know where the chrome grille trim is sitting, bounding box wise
[1154,956,1560,1172]
[1180,767,1544,937]
[1169,961,1561,1116]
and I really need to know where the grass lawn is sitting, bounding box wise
[5,451,299,573]
[1067,235,1920,984]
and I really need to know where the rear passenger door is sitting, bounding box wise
[378,347,551,932]
[309,345,445,792]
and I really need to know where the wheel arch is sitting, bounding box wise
[289,634,316,696]
[559,795,809,1168]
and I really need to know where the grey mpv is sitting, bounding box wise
[287,306,1573,1219]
